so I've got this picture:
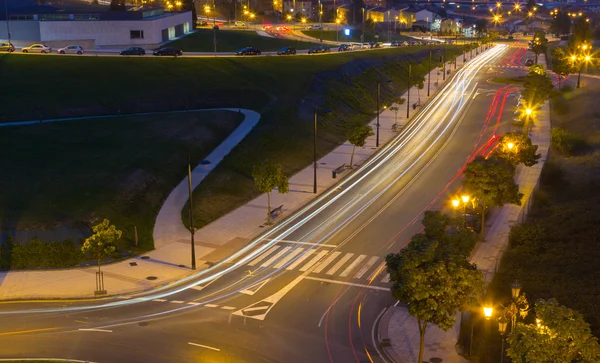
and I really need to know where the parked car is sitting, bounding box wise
[22,44,52,53]
[277,47,296,55]
[390,40,400,47]
[0,42,15,52]
[524,58,534,66]
[153,47,183,56]
[369,42,382,49]
[319,45,331,53]
[308,46,323,54]
[198,20,209,26]
[338,44,351,52]
[234,21,248,28]
[119,47,145,56]
[235,47,261,55]
[57,45,84,54]
[308,24,323,30]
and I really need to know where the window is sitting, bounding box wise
[130,30,144,39]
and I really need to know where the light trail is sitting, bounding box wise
[0,45,508,316]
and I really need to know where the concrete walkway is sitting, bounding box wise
[0,48,471,300]
[377,53,552,363]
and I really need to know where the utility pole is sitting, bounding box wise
[376,80,380,147]
[187,154,197,270]
[406,62,411,119]
[4,0,10,46]
[427,47,432,97]
[313,107,318,194]
[443,43,446,81]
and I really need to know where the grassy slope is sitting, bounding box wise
[0,45,467,249]
[0,111,243,251]
[488,83,600,337]
[167,29,322,52]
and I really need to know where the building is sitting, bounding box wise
[364,0,388,8]
[440,18,460,34]
[365,7,408,23]
[282,0,315,19]
[462,21,476,38]
[0,3,193,49]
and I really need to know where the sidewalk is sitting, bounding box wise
[0,50,468,300]
[377,53,552,363]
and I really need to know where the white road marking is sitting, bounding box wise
[189,285,204,291]
[273,247,304,269]
[305,276,390,291]
[239,278,271,296]
[367,261,386,282]
[221,306,236,310]
[247,245,280,266]
[326,253,354,275]
[116,296,131,299]
[312,251,341,274]
[170,300,184,304]
[78,328,113,333]
[285,250,314,270]
[204,304,219,308]
[339,254,367,277]
[299,250,329,272]
[187,302,201,305]
[240,306,270,313]
[261,246,291,267]
[263,239,337,248]
[353,256,380,279]
[188,342,221,352]
[152,299,167,302]
[381,273,391,283]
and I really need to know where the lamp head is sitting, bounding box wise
[483,306,494,320]
[461,195,470,203]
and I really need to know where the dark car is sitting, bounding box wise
[277,47,296,55]
[308,46,323,54]
[153,47,183,56]
[198,20,209,26]
[390,40,400,47]
[338,44,351,52]
[525,58,534,66]
[120,47,145,56]
[235,47,261,56]
[320,45,331,53]
[0,42,15,52]
[369,42,381,49]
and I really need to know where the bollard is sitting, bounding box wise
[332,170,337,179]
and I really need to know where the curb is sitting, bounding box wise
[0,359,98,363]
[373,306,396,363]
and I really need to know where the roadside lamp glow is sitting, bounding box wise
[484,306,494,320]
[250,13,255,19]
[508,11,511,15]
[287,14,292,20]
[528,11,532,16]
[461,195,470,204]
[452,199,460,208]
[301,18,307,23]
[585,55,591,62]
[496,2,501,8]
[525,108,532,115]
[336,19,341,24]
[507,142,515,150]
[511,281,522,299]
[498,317,508,334]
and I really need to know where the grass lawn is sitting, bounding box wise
[0,45,468,250]
[0,111,243,252]
[486,81,600,338]
[302,30,414,43]
[167,29,322,52]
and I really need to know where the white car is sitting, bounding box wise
[233,21,247,28]
[22,44,52,53]
[308,25,323,30]
[57,45,84,55]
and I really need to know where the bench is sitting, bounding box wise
[332,164,346,178]
[391,123,401,132]
[270,205,284,220]
[412,101,421,110]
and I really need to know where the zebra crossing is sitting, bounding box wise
[241,244,391,285]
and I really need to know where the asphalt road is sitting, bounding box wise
[0,44,529,363]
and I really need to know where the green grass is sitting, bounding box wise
[0,111,243,252]
[0,45,467,250]
[167,29,322,52]
[302,30,413,43]
[486,80,600,340]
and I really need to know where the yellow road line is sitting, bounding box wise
[0,327,59,336]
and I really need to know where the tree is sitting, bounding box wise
[81,219,122,275]
[389,106,400,125]
[550,11,571,37]
[531,31,548,65]
[347,123,374,168]
[252,161,289,225]
[421,210,478,258]
[475,19,488,38]
[507,299,600,363]
[571,17,592,48]
[386,234,484,363]
[462,156,523,235]
[493,132,541,167]
[522,66,554,108]
[552,47,576,89]
[417,80,425,104]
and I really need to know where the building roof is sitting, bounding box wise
[4,3,178,21]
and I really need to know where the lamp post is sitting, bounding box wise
[4,0,10,47]
[406,62,411,119]
[187,155,197,270]
[313,107,331,194]
[376,80,381,148]
[336,18,340,42]
[498,317,508,363]
[428,46,432,97]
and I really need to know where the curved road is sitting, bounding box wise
[0,45,525,363]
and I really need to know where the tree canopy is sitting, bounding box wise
[475,19,488,37]
[493,132,541,167]
[552,47,577,81]
[531,32,548,64]
[507,299,600,363]
[252,161,289,224]
[347,123,373,168]
[522,66,554,107]
[81,219,122,271]
[571,17,592,48]
[550,11,571,36]
[462,155,523,209]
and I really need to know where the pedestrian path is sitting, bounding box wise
[232,242,391,286]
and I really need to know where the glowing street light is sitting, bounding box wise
[484,306,494,320]
[507,142,515,150]
[496,1,502,8]
[525,108,532,115]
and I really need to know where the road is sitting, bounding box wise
[0,44,528,363]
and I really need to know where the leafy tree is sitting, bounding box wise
[522,66,554,108]
[531,31,548,65]
[81,219,122,274]
[550,11,571,37]
[386,234,484,363]
[475,19,488,38]
[252,161,289,224]
[389,106,400,125]
[417,81,425,104]
[346,123,374,168]
[552,47,576,89]
[493,132,541,167]
[571,17,592,48]
[507,299,600,363]
[462,156,523,234]
[421,211,478,258]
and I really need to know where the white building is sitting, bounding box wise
[0,5,193,49]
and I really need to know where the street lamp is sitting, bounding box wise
[376,78,392,147]
[484,306,494,320]
[498,316,508,363]
[336,18,341,42]
[313,107,331,194]
[506,142,515,151]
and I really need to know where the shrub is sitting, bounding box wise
[6,237,83,269]
[551,127,588,155]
